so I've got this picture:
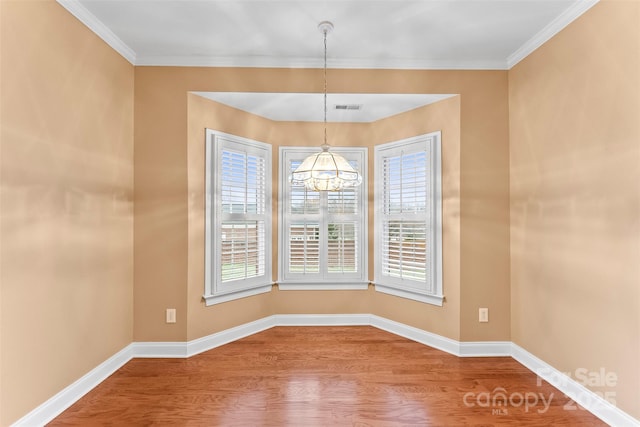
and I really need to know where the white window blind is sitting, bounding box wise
[328,222,357,274]
[220,221,265,282]
[205,130,272,305]
[381,150,430,286]
[289,223,320,274]
[279,147,367,289]
[220,149,266,283]
[374,132,443,306]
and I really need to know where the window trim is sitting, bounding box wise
[373,132,443,306]
[278,146,368,289]
[204,129,273,306]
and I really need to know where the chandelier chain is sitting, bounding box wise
[323,28,328,145]
[289,21,362,192]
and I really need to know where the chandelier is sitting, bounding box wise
[290,21,363,192]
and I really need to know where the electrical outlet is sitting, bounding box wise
[479,308,489,323]
[166,308,176,324]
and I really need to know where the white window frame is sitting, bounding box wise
[204,129,273,306]
[278,147,368,290]
[374,132,443,306]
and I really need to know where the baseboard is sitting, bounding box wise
[133,314,511,359]
[11,344,133,427]
[459,340,513,357]
[132,341,188,358]
[369,315,461,356]
[512,343,639,427]
[14,315,639,427]
[187,316,276,357]
[273,313,372,326]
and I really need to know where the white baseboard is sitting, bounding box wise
[187,316,276,357]
[512,343,639,427]
[131,341,187,358]
[459,340,513,357]
[132,315,511,360]
[273,313,371,326]
[13,315,638,427]
[12,344,133,427]
[369,315,461,356]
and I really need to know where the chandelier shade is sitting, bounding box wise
[290,144,363,191]
[290,21,363,192]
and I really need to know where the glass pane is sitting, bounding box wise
[382,220,427,282]
[221,150,266,214]
[221,221,265,282]
[327,222,357,273]
[383,151,428,214]
[327,160,359,214]
[289,160,320,214]
[328,187,358,214]
[288,223,320,274]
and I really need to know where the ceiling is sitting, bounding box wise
[194,92,455,122]
[59,0,597,70]
[57,0,597,122]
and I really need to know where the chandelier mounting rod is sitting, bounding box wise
[319,21,333,147]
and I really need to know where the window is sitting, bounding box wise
[279,147,368,289]
[374,132,443,306]
[204,130,272,305]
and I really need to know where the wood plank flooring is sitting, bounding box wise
[50,326,606,426]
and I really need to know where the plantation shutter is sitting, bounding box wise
[279,148,367,284]
[220,149,267,283]
[327,184,359,274]
[327,222,357,273]
[381,149,431,290]
[205,130,272,306]
[289,223,320,274]
[374,132,442,305]
[287,160,321,276]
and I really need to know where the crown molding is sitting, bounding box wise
[507,0,600,69]
[56,0,136,64]
[56,0,599,70]
[55,0,505,70]
[135,55,508,70]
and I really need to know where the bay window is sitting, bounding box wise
[279,147,368,289]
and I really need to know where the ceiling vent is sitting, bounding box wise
[334,104,362,111]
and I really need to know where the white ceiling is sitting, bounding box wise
[194,92,455,122]
[57,0,597,122]
[59,0,598,70]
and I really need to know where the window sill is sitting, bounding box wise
[276,281,370,291]
[203,283,274,306]
[373,283,444,306]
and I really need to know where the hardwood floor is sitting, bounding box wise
[50,326,606,426]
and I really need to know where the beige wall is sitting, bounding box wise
[138,66,509,344]
[1,1,516,423]
[3,0,638,423]
[186,94,276,340]
[369,96,462,340]
[185,94,461,340]
[509,0,640,419]
[0,1,134,425]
